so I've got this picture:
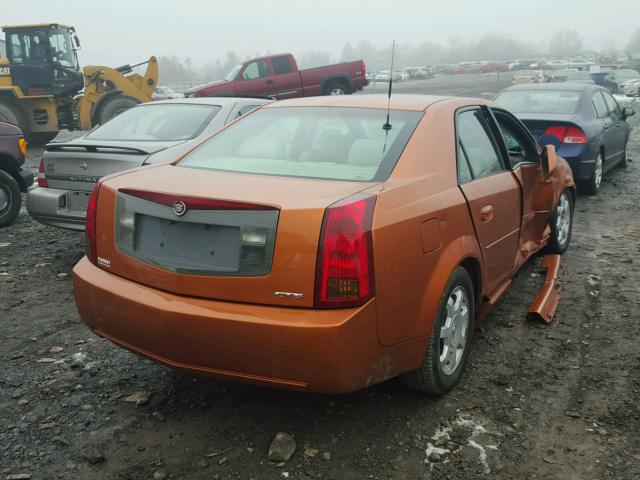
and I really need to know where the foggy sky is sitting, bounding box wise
[2,0,637,66]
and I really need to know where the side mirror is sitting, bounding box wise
[540,144,557,179]
[73,34,81,49]
[622,106,635,120]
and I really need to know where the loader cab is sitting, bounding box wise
[2,24,84,98]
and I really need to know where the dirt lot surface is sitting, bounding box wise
[1,78,639,480]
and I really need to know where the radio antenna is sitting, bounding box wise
[382,39,396,132]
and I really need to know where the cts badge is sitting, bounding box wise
[172,200,187,217]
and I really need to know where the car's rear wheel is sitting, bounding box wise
[399,267,475,395]
[580,151,603,195]
[325,83,349,96]
[0,170,22,227]
[546,189,573,254]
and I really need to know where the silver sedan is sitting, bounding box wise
[27,97,271,230]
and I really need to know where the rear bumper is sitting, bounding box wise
[27,186,87,231]
[72,258,425,393]
[556,145,596,181]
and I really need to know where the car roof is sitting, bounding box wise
[264,94,459,112]
[146,97,272,107]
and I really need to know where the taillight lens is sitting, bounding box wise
[314,194,376,308]
[544,125,588,144]
[37,159,48,188]
[361,61,366,77]
[85,182,101,265]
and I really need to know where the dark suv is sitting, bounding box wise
[0,121,34,226]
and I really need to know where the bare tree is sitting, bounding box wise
[549,29,583,58]
[628,28,640,53]
[297,50,332,69]
[340,42,357,62]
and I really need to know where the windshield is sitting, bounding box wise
[179,106,422,181]
[225,65,242,81]
[494,90,581,114]
[6,27,78,69]
[48,28,78,69]
[86,104,221,141]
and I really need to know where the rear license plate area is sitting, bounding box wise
[67,191,90,211]
[134,215,241,273]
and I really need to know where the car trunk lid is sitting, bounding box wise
[95,165,377,307]
[42,140,178,192]
[518,113,579,138]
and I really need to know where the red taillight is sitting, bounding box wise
[544,125,588,144]
[314,194,376,308]
[85,182,101,265]
[37,159,48,188]
[361,61,366,77]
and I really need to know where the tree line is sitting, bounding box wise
[158,28,640,84]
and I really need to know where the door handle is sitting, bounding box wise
[479,205,494,223]
[266,79,274,85]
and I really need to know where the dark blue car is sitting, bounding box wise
[494,83,635,194]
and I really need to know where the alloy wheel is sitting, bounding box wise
[439,286,469,376]
[0,184,11,214]
[555,192,571,248]
[594,153,603,190]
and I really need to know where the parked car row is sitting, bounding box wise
[4,82,635,396]
[511,67,640,96]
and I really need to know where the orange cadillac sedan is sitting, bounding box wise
[73,94,575,395]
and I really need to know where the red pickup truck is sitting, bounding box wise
[185,53,368,99]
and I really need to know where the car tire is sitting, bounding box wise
[0,170,22,228]
[324,83,350,96]
[0,102,24,130]
[399,267,475,395]
[546,189,573,255]
[580,151,604,195]
[96,95,140,124]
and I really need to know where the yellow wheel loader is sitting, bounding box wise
[0,23,158,144]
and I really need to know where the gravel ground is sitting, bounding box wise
[1,78,639,480]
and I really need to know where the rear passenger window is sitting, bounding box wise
[592,92,608,118]
[272,56,293,75]
[235,105,260,118]
[601,91,621,120]
[457,142,473,183]
[456,109,503,180]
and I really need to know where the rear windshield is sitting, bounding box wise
[494,90,581,114]
[87,104,220,142]
[178,107,422,181]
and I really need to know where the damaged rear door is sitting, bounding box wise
[456,107,522,295]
